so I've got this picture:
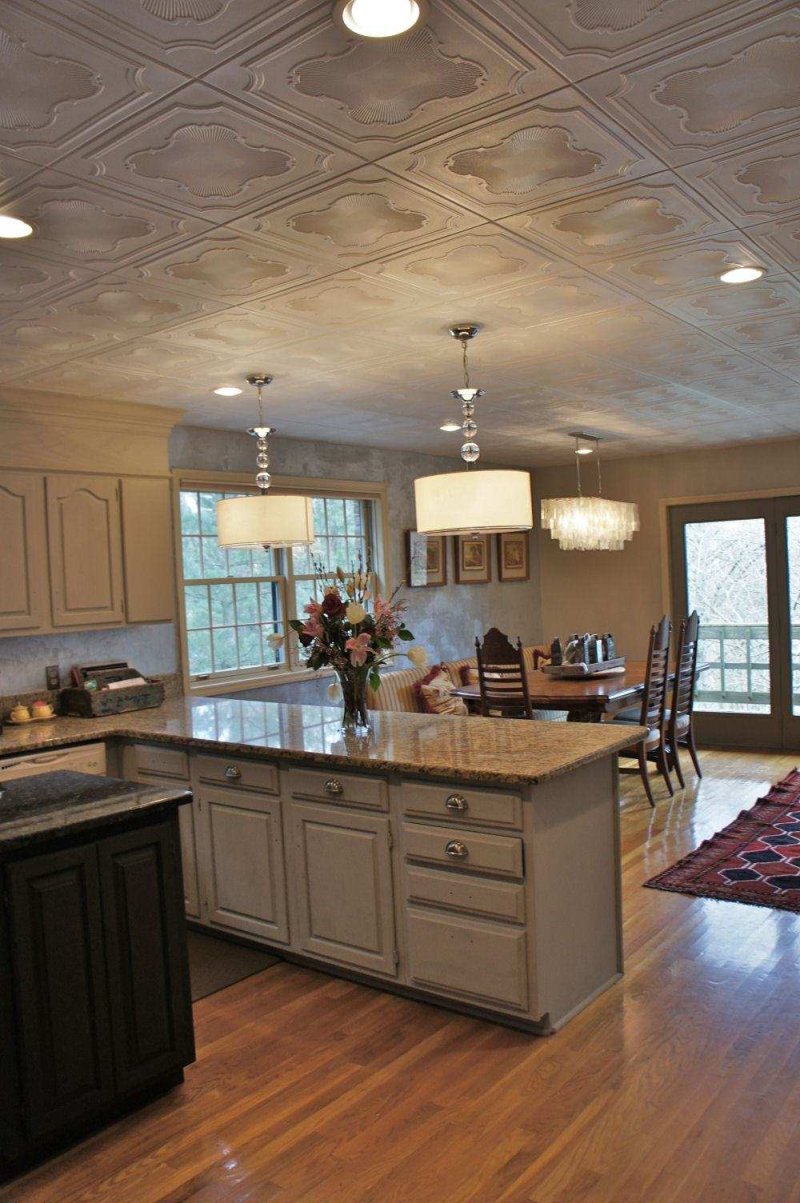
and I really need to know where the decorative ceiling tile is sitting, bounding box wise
[150,307,303,355]
[0,173,211,273]
[744,341,800,383]
[656,277,800,325]
[379,87,662,219]
[0,313,113,370]
[580,9,800,165]
[205,4,564,159]
[0,4,185,162]
[676,131,800,225]
[746,215,800,273]
[232,166,482,266]
[249,272,420,330]
[709,313,800,350]
[0,151,39,197]
[0,248,92,318]
[45,277,224,343]
[598,236,775,294]
[502,171,732,262]
[80,337,235,383]
[54,83,362,221]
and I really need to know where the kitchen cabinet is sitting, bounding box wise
[120,477,175,624]
[288,801,397,976]
[0,472,48,633]
[46,474,125,627]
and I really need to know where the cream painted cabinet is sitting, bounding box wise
[199,785,289,944]
[289,802,397,977]
[46,475,125,627]
[120,477,175,624]
[0,472,47,633]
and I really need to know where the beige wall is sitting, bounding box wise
[535,437,800,660]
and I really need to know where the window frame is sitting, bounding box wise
[171,469,390,696]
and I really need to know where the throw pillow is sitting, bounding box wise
[419,668,469,717]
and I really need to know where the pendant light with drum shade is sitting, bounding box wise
[216,375,314,550]
[414,325,533,536]
[540,434,639,551]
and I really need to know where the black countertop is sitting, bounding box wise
[0,770,192,851]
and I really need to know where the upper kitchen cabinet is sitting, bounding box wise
[120,478,176,625]
[0,473,48,634]
[46,475,125,628]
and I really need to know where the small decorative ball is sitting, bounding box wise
[461,442,480,463]
[461,401,475,418]
[462,419,477,438]
[256,451,270,468]
[256,471,272,490]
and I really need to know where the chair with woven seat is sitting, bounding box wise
[609,615,672,807]
[667,611,702,787]
[475,628,533,720]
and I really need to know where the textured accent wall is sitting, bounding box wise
[0,623,178,697]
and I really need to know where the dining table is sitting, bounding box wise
[451,661,710,723]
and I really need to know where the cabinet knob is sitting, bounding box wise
[445,793,468,813]
[324,778,344,796]
[445,840,469,860]
[224,765,242,781]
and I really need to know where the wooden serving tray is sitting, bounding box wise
[541,657,626,678]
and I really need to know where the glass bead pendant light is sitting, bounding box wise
[216,375,314,550]
[540,434,639,551]
[414,325,533,536]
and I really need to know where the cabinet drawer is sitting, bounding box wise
[130,744,189,781]
[406,865,526,924]
[398,780,522,830]
[406,909,529,1012]
[288,766,388,812]
[402,822,523,878]
[193,754,279,796]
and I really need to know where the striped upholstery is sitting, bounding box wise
[366,666,429,712]
[522,645,551,673]
[443,657,477,686]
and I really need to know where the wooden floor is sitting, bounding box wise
[6,748,800,1203]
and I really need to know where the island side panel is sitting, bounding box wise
[525,755,622,1030]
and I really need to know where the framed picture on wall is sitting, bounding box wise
[406,531,447,587]
[454,533,491,584]
[497,532,530,582]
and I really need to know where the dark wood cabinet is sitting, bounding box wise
[0,810,194,1181]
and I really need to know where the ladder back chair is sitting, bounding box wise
[668,611,702,787]
[611,615,672,806]
[475,628,533,720]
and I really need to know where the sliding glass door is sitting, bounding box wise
[669,497,800,750]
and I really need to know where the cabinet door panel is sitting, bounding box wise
[46,474,124,626]
[202,787,289,943]
[121,478,175,624]
[0,472,47,632]
[98,817,194,1094]
[123,753,199,920]
[406,908,529,1012]
[290,803,397,976]
[7,845,115,1139]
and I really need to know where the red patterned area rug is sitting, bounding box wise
[645,769,800,912]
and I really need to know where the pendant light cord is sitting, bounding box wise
[462,335,470,390]
[595,438,603,497]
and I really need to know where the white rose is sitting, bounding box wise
[407,645,428,669]
[346,602,367,624]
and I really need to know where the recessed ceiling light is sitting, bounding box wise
[575,446,594,455]
[439,421,461,432]
[0,215,33,239]
[339,0,421,38]
[719,266,764,284]
[214,386,243,397]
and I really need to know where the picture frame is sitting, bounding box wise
[406,531,447,588]
[454,533,491,584]
[497,532,530,582]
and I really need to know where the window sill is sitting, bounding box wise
[189,666,332,696]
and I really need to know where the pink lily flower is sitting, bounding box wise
[345,632,371,667]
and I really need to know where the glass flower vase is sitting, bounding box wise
[335,665,371,732]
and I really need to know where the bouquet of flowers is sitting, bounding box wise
[289,557,427,730]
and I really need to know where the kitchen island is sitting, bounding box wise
[0,698,644,1035]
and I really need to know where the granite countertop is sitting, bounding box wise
[0,770,191,850]
[0,697,645,788]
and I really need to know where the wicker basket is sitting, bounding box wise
[60,678,165,718]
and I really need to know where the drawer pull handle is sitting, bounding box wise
[445,840,469,860]
[224,766,242,781]
[325,778,344,796]
[445,793,468,813]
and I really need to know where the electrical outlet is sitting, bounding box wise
[45,664,60,691]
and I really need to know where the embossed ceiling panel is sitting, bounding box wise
[205,3,564,158]
[580,8,800,166]
[0,3,185,163]
[380,88,663,219]
[1,3,800,464]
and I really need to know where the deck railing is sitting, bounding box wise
[696,622,800,708]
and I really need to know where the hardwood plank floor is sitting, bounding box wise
[5,748,800,1203]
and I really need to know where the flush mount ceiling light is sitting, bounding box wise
[216,375,314,550]
[439,420,461,432]
[0,215,33,238]
[337,0,422,37]
[414,325,533,537]
[720,266,764,284]
[213,386,243,397]
[540,434,639,552]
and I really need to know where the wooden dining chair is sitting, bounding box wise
[667,611,702,788]
[610,615,672,807]
[475,628,533,720]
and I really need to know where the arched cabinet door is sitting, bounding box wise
[0,472,47,633]
[46,475,125,627]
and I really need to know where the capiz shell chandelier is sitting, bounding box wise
[541,434,639,551]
